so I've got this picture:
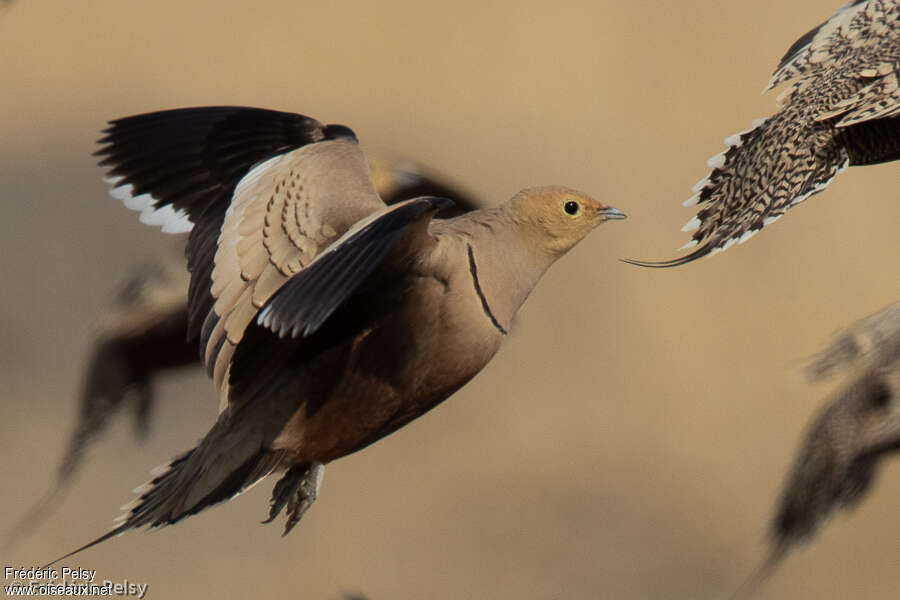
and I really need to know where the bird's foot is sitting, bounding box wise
[262,462,324,536]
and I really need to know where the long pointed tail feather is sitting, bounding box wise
[729,540,790,600]
[43,423,282,565]
[43,523,132,569]
[620,243,714,268]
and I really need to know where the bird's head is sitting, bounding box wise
[509,185,626,256]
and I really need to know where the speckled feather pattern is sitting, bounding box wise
[631,0,900,267]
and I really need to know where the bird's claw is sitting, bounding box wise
[262,462,324,536]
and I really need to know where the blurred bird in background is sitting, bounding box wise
[4,153,480,549]
[46,106,625,564]
[735,302,900,598]
[627,0,900,267]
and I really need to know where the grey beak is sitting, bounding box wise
[600,206,627,220]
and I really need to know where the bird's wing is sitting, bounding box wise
[192,138,387,391]
[217,195,450,416]
[767,0,870,93]
[774,1,900,161]
[255,196,453,339]
[202,149,456,413]
[96,106,359,341]
[368,156,481,216]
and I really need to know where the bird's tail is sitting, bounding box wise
[624,104,848,268]
[44,416,283,567]
[729,540,790,600]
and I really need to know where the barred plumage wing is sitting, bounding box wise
[201,139,385,392]
[767,0,870,92]
[257,197,453,338]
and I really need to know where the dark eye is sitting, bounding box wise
[564,200,580,216]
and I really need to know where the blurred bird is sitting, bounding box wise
[63,259,193,481]
[47,105,625,564]
[627,0,900,267]
[4,155,480,548]
[805,301,900,380]
[734,301,900,598]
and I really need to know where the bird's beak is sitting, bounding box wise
[599,206,627,220]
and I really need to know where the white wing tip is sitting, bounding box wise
[738,229,759,244]
[257,306,272,328]
[118,498,141,513]
[706,153,726,169]
[103,177,195,233]
[150,462,173,476]
[682,193,701,207]
[131,482,153,495]
[680,216,701,233]
[724,133,742,147]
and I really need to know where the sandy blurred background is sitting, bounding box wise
[1,1,898,598]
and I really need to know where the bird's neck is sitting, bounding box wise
[453,210,557,333]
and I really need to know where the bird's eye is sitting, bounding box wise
[564,200,580,216]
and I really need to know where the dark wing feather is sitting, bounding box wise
[838,115,900,165]
[257,196,453,338]
[370,157,481,217]
[96,106,333,223]
[186,201,228,341]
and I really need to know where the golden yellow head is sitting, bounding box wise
[509,185,626,256]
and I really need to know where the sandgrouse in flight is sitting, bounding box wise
[47,106,625,564]
[3,160,481,550]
